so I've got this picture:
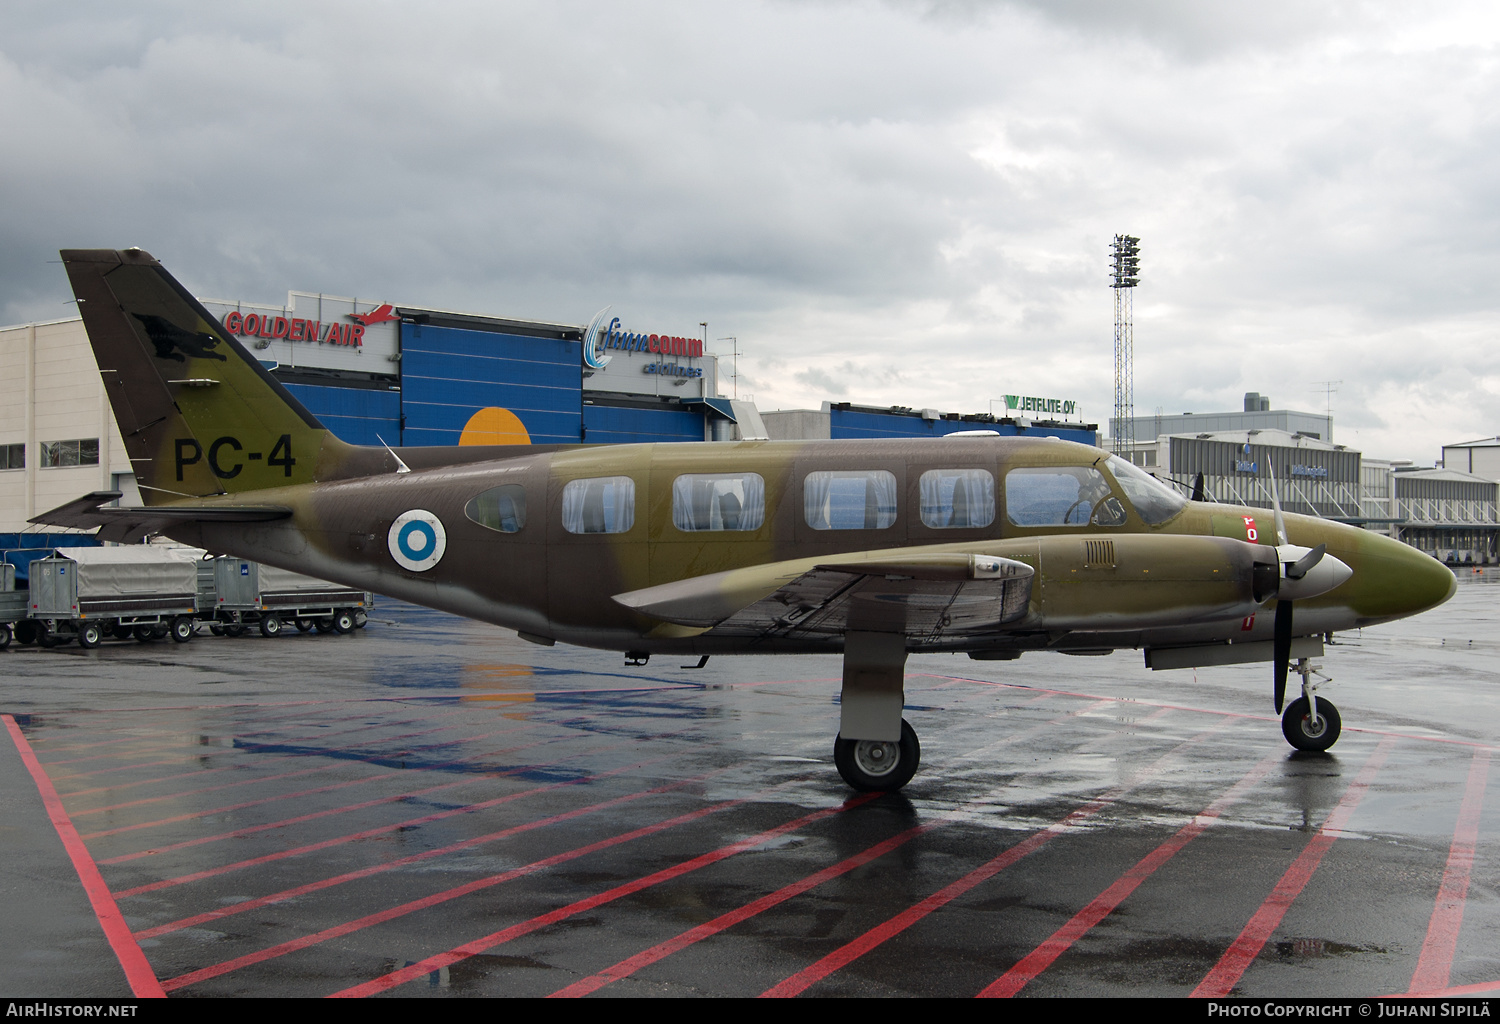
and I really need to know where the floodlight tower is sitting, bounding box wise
[1109,234,1141,459]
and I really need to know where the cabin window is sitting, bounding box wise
[561,476,635,534]
[919,469,995,529]
[672,473,766,532]
[465,484,527,533]
[1004,467,1117,527]
[804,470,898,530]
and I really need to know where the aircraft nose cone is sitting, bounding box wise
[1352,531,1458,621]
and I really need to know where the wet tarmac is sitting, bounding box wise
[1,570,1497,999]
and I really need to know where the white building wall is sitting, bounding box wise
[0,318,128,536]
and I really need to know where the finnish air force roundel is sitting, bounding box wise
[388,509,447,572]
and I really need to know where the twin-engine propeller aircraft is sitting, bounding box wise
[37,248,1456,792]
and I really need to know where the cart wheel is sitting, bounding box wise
[134,625,154,642]
[14,620,38,646]
[259,615,282,638]
[295,618,314,633]
[332,609,356,634]
[0,624,10,650]
[111,623,133,641]
[152,622,170,640]
[354,610,368,629]
[171,616,195,643]
[209,623,226,636]
[37,624,58,648]
[224,624,246,638]
[79,622,104,649]
[315,618,336,634]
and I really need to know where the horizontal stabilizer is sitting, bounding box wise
[31,491,291,543]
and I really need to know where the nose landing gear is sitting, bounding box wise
[1281,658,1341,752]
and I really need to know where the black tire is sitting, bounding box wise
[1282,697,1342,752]
[171,616,195,643]
[151,622,169,640]
[134,625,154,643]
[294,618,314,633]
[0,624,10,650]
[111,623,133,641]
[332,609,356,634]
[78,622,104,649]
[834,719,921,792]
[354,610,368,629]
[14,620,38,646]
[259,615,282,638]
[315,618,335,634]
[224,624,246,638]
[209,623,226,636]
[36,624,58,648]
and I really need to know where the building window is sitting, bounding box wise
[672,473,765,532]
[561,476,635,534]
[1005,467,1115,526]
[465,484,527,533]
[919,469,995,529]
[39,438,99,468]
[0,443,23,470]
[804,470,897,530]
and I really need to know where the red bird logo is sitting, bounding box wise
[350,303,399,326]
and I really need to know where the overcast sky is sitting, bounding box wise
[4,1,1499,462]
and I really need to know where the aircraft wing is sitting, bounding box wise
[31,491,293,544]
[614,550,1034,644]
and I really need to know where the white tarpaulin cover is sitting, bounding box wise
[258,564,348,594]
[60,547,199,598]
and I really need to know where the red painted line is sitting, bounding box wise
[759,720,1230,998]
[325,792,875,999]
[111,754,661,896]
[1408,748,1491,995]
[1191,735,1398,998]
[3,715,165,1000]
[136,766,730,939]
[977,751,1282,998]
[165,786,806,992]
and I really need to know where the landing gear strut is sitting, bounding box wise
[834,631,921,792]
[1281,657,1341,752]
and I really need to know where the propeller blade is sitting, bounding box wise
[1191,472,1205,502]
[1273,599,1293,713]
[1287,543,1327,581]
[1268,473,1289,547]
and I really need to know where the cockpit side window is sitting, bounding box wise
[1105,455,1188,525]
[919,469,995,529]
[561,476,636,534]
[1004,467,1118,527]
[465,484,527,534]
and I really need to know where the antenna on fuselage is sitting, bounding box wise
[376,435,411,475]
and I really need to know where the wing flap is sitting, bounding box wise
[30,492,292,543]
[614,550,1034,644]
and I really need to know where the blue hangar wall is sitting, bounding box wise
[829,405,1098,444]
[271,321,709,448]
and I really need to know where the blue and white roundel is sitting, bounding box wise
[388,509,447,572]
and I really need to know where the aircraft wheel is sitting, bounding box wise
[834,719,921,792]
[170,616,195,643]
[1282,697,1342,752]
[332,610,355,634]
[295,618,314,633]
[259,615,282,638]
[14,620,38,646]
[78,622,104,649]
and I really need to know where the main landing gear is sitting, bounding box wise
[833,631,922,792]
[1281,657,1341,752]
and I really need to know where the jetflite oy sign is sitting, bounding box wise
[583,308,705,378]
[1001,394,1079,418]
[220,303,400,348]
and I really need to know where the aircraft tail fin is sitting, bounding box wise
[61,249,377,503]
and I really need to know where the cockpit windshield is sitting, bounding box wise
[1104,455,1188,525]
